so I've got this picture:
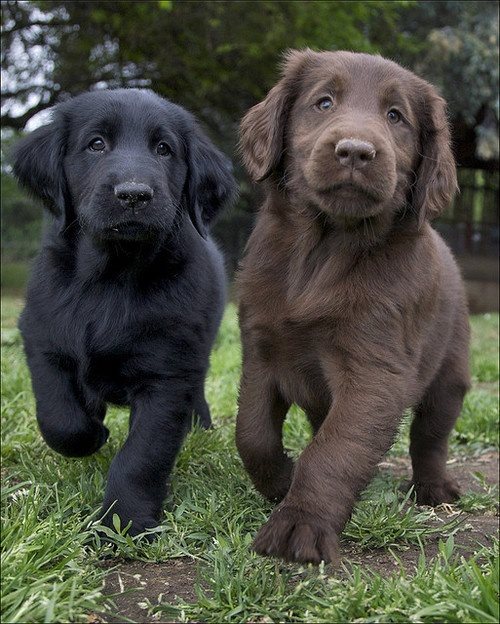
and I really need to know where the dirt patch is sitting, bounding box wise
[379,449,499,492]
[99,557,200,623]
[342,450,499,577]
[97,452,498,622]
[341,512,499,578]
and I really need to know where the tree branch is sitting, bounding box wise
[1,93,58,130]
[1,85,53,99]
[2,19,69,35]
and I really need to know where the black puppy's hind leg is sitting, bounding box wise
[194,388,212,429]
[25,349,108,457]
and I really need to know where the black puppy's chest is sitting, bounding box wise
[81,307,169,399]
[51,282,167,401]
[84,348,142,405]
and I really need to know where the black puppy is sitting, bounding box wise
[13,89,236,535]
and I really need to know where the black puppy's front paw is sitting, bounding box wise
[98,503,161,541]
[40,418,109,458]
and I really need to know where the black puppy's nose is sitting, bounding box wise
[335,139,376,169]
[114,182,154,207]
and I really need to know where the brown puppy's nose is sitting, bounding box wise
[114,182,154,208]
[335,139,376,169]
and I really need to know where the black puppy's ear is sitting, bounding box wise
[412,86,458,226]
[239,48,315,182]
[185,125,237,238]
[12,121,68,225]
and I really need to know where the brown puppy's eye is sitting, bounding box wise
[316,97,334,111]
[88,137,106,152]
[156,141,172,156]
[387,109,402,124]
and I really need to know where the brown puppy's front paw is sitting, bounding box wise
[252,505,339,564]
[412,478,461,506]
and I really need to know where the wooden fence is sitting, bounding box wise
[435,168,499,258]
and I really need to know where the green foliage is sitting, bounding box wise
[4,0,497,150]
[344,477,463,549]
[455,389,499,450]
[0,262,30,295]
[1,482,110,623]
[454,314,500,451]
[2,0,404,133]
[1,171,43,263]
[470,313,500,383]
[387,1,499,160]
[458,472,499,514]
[3,0,498,158]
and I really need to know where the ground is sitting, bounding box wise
[97,451,499,624]
[1,297,498,623]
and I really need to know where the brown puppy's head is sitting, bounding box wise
[240,50,457,228]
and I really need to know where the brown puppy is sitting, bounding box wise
[236,50,470,565]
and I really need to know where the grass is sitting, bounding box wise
[0,262,29,297]
[1,296,499,623]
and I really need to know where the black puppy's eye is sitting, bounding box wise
[88,137,106,152]
[156,141,172,156]
[316,97,334,111]
[387,109,402,124]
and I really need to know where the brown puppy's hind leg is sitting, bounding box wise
[409,342,470,506]
[236,372,293,502]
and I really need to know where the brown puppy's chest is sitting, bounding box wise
[251,316,332,418]
[242,260,369,416]
[239,235,431,416]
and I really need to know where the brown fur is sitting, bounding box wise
[236,50,470,564]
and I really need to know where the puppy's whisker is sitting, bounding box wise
[59,217,80,236]
[415,150,439,163]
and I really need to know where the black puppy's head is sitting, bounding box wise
[13,89,236,242]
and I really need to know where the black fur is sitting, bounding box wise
[13,89,236,535]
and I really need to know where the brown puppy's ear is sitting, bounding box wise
[239,49,315,181]
[413,86,457,226]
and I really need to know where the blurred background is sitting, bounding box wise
[1,0,499,310]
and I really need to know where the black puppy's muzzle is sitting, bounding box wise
[114,182,154,211]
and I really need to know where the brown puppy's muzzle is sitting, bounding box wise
[301,122,398,219]
[334,138,376,171]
